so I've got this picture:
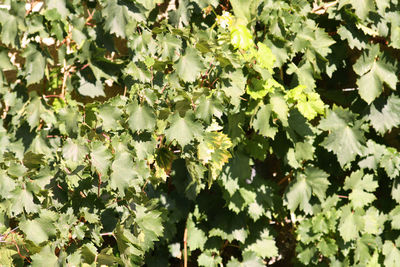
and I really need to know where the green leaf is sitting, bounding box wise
[127,101,156,132]
[198,251,222,267]
[338,205,364,242]
[98,103,123,132]
[10,188,38,215]
[389,205,400,230]
[0,14,17,47]
[363,207,386,235]
[103,0,128,38]
[369,95,400,135]
[23,45,45,85]
[110,151,137,196]
[256,43,276,72]
[198,131,232,184]
[270,94,289,126]
[252,104,277,138]
[20,217,56,245]
[285,167,330,214]
[62,139,88,163]
[349,0,375,20]
[383,241,400,267]
[319,106,366,167]
[78,73,105,98]
[227,251,264,267]
[165,112,203,147]
[25,97,43,130]
[230,24,254,50]
[344,170,378,208]
[221,69,247,106]
[354,47,397,104]
[245,229,278,258]
[90,141,112,176]
[157,33,182,60]
[186,216,207,251]
[30,245,58,267]
[176,47,204,83]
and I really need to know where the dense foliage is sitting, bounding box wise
[1,0,400,266]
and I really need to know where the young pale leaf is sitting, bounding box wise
[363,207,386,235]
[230,24,254,50]
[62,139,88,163]
[389,205,400,229]
[227,251,264,267]
[256,43,276,72]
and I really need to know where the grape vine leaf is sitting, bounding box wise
[186,216,207,251]
[77,73,105,98]
[23,44,45,85]
[165,112,202,147]
[338,205,364,242]
[103,0,128,38]
[383,241,400,267]
[127,101,156,132]
[227,251,264,267]
[110,151,137,196]
[285,167,330,214]
[353,45,397,104]
[344,171,378,209]
[389,205,400,229]
[244,229,278,258]
[98,103,123,132]
[176,47,204,83]
[319,106,366,167]
[30,245,58,267]
[90,141,112,176]
[20,218,56,245]
[252,104,277,138]
[369,95,400,135]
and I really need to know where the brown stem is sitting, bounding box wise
[183,227,188,267]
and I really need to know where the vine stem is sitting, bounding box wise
[183,227,188,267]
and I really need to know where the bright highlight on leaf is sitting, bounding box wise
[286,85,325,120]
[230,24,254,50]
[198,131,232,186]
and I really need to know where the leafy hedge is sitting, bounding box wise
[1,0,400,266]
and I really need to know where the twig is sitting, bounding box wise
[97,172,101,197]
[311,0,338,15]
[183,227,188,267]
